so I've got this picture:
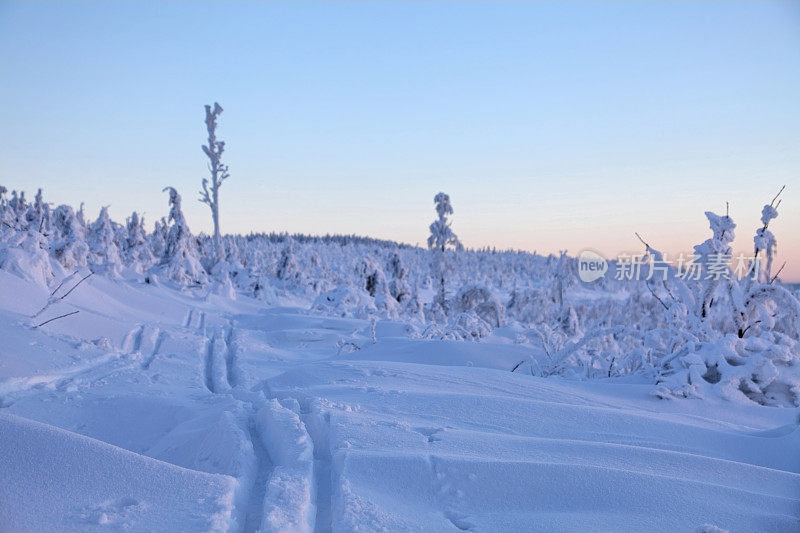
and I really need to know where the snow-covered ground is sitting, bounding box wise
[1,269,798,532]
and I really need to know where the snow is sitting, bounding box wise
[0,412,236,532]
[1,265,798,532]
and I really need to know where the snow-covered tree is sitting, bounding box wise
[123,212,154,272]
[427,192,462,314]
[198,102,229,260]
[388,250,412,304]
[9,190,27,225]
[27,188,51,234]
[50,205,89,270]
[157,187,208,286]
[88,206,122,275]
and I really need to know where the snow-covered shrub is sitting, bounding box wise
[452,284,505,328]
[312,286,377,319]
[644,192,800,407]
[422,311,493,341]
[506,287,549,325]
[0,229,54,287]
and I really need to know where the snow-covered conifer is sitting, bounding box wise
[276,240,300,283]
[50,205,89,270]
[157,187,208,286]
[388,251,411,303]
[87,206,122,276]
[123,212,154,272]
[427,192,462,314]
[88,207,121,275]
[27,188,51,234]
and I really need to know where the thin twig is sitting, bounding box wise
[34,310,79,328]
[770,185,786,207]
[645,281,669,310]
[49,274,72,297]
[34,272,92,318]
[60,273,92,299]
[634,232,649,250]
[769,262,786,284]
[740,319,762,338]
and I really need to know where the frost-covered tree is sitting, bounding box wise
[88,206,122,275]
[9,190,27,225]
[123,212,154,272]
[50,205,89,270]
[149,217,168,262]
[388,250,412,304]
[198,102,229,259]
[357,257,399,318]
[158,187,208,286]
[27,188,51,234]
[427,192,462,314]
[77,202,87,228]
[276,241,299,281]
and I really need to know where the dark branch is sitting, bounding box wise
[35,310,79,328]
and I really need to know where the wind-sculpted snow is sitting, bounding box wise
[0,413,237,531]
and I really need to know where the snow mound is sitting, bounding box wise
[0,413,236,532]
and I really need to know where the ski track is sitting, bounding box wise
[243,414,272,533]
[224,323,238,388]
[0,324,154,405]
[141,330,165,370]
[4,307,283,532]
[296,399,334,533]
[0,353,128,406]
[202,336,215,393]
[121,325,144,355]
[198,320,278,532]
[183,308,193,328]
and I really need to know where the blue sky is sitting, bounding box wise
[2,1,799,278]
